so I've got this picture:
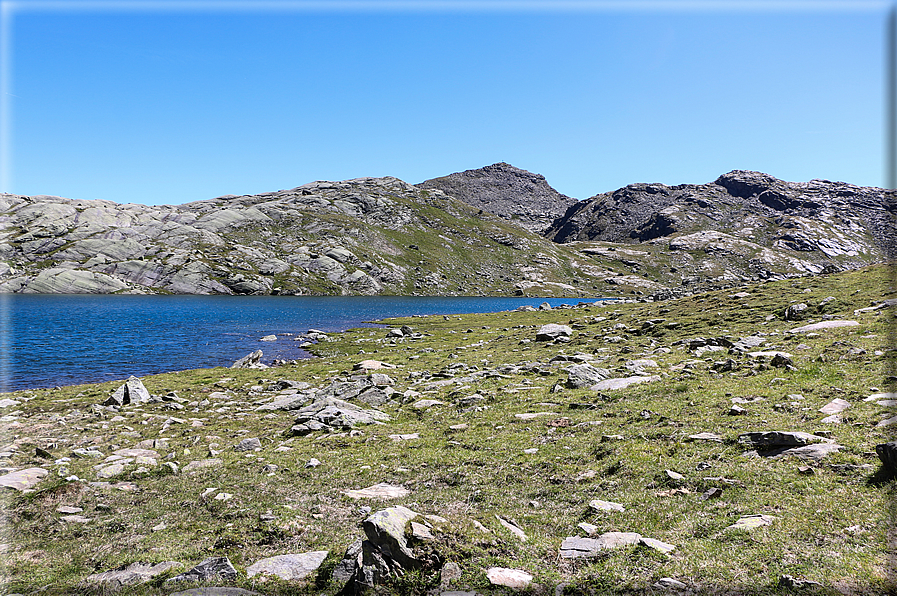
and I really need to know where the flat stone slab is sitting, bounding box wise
[727,514,776,531]
[820,398,850,415]
[0,398,20,408]
[0,467,48,491]
[246,551,328,580]
[166,557,237,583]
[589,499,625,512]
[789,320,859,333]
[486,567,533,589]
[514,412,558,420]
[85,561,182,587]
[183,459,223,473]
[688,432,723,442]
[747,351,793,359]
[559,532,642,558]
[354,359,396,370]
[169,589,263,596]
[343,483,410,499]
[738,431,833,447]
[591,375,660,391]
[412,399,445,410]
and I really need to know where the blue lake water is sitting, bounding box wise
[2,294,607,391]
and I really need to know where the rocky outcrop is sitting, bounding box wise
[417,162,578,235]
[546,170,894,290]
[0,175,606,297]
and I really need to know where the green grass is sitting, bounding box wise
[1,264,894,594]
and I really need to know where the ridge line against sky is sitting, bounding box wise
[0,0,892,205]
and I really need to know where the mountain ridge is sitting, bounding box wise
[1,165,893,297]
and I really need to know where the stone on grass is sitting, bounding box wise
[246,551,329,580]
[363,506,420,568]
[559,532,641,558]
[343,483,410,499]
[234,438,261,451]
[566,364,611,388]
[168,589,261,596]
[0,467,48,491]
[820,398,850,415]
[653,578,688,590]
[85,561,182,588]
[496,515,527,542]
[876,441,897,475]
[589,499,625,513]
[727,514,776,531]
[688,432,723,442]
[354,360,396,371]
[104,376,152,407]
[788,320,859,333]
[182,459,223,473]
[412,399,445,410]
[166,557,237,583]
[535,324,572,341]
[737,431,833,447]
[591,375,660,391]
[486,567,533,589]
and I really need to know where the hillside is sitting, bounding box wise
[416,162,578,235]
[0,177,607,297]
[0,167,893,298]
[0,264,894,594]
[544,170,895,296]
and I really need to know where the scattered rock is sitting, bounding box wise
[727,514,776,531]
[166,557,237,583]
[234,438,261,451]
[84,561,182,588]
[788,320,860,333]
[486,567,533,589]
[343,483,410,500]
[876,441,897,475]
[231,350,267,369]
[559,532,642,558]
[246,551,329,580]
[104,376,152,407]
[0,467,48,491]
[535,324,572,341]
[565,364,611,388]
[588,499,625,512]
[590,375,660,391]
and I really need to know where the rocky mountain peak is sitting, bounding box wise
[713,170,786,198]
[416,163,578,235]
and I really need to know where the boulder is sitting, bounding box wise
[565,364,611,388]
[590,375,660,391]
[876,441,897,474]
[84,561,182,588]
[0,467,49,491]
[362,506,420,569]
[104,376,152,407]
[737,431,833,447]
[246,551,329,581]
[231,350,267,369]
[789,320,859,333]
[535,324,572,341]
[343,483,410,500]
[486,567,533,589]
[166,557,237,583]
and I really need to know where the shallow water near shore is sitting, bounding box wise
[3,293,608,391]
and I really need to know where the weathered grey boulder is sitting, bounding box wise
[590,375,660,391]
[84,561,182,588]
[536,324,572,341]
[788,320,859,333]
[231,350,267,369]
[362,506,420,569]
[784,303,809,320]
[246,551,328,581]
[104,376,152,407]
[738,431,833,447]
[0,468,48,491]
[566,364,611,389]
[288,397,389,435]
[876,441,897,474]
[166,557,237,583]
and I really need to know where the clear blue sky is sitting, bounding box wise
[1,1,891,205]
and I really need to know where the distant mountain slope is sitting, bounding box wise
[545,170,895,291]
[416,162,578,235]
[0,177,611,296]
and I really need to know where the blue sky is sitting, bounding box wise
[0,1,890,205]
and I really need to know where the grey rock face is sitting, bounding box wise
[231,350,267,369]
[288,397,389,435]
[166,557,237,583]
[417,162,578,235]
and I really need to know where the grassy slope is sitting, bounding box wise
[1,264,894,595]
